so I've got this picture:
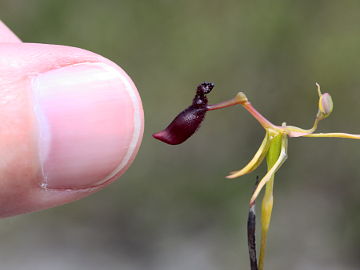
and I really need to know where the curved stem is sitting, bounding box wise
[242,101,277,130]
[308,117,321,133]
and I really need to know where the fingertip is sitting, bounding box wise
[0,44,144,217]
[32,62,144,189]
[0,20,22,43]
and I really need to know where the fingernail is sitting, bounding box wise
[32,63,143,189]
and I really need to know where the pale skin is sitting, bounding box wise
[0,21,144,217]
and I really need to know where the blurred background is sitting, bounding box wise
[1,0,360,269]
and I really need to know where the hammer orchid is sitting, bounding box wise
[153,82,359,270]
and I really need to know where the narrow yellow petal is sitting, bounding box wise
[303,132,360,139]
[250,134,288,205]
[227,132,271,179]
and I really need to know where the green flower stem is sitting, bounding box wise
[259,134,282,270]
[302,132,360,139]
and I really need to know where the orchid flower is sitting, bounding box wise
[153,82,358,270]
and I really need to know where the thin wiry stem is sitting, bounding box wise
[207,92,277,130]
[303,132,360,139]
[241,101,277,130]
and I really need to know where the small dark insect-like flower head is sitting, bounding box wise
[197,82,214,95]
[153,82,214,145]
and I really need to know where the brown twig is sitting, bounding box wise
[247,177,259,270]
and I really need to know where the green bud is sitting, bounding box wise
[318,93,333,119]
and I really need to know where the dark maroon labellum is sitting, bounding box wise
[153,82,214,145]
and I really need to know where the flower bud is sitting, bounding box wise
[153,82,214,145]
[318,92,333,119]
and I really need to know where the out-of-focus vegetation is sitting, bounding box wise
[2,0,360,269]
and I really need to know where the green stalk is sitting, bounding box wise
[258,134,282,270]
